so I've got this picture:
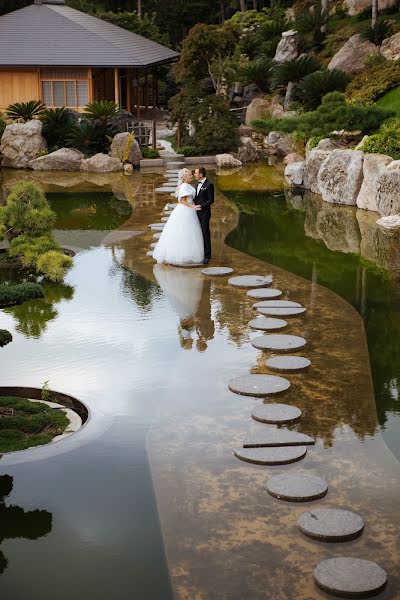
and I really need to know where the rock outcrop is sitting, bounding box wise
[0,120,47,169]
[344,0,397,15]
[315,138,345,152]
[264,131,295,157]
[81,153,123,173]
[284,161,305,186]
[376,215,400,230]
[328,35,379,73]
[29,148,84,171]
[283,153,304,164]
[317,150,364,205]
[237,137,258,163]
[303,150,331,194]
[274,30,300,62]
[109,132,142,167]
[245,98,271,126]
[356,153,393,212]
[376,166,400,216]
[215,154,242,169]
[380,32,400,61]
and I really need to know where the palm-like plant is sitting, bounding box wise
[66,122,105,155]
[362,20,393,45]
[40,108,76,149]
[83,101,120,126]
[239,58,273,92]
[6,100,45,122]
[294,68,348,109]
[295,3,325,48]
[271,56,322,89]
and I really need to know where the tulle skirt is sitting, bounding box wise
[153,204,204,265]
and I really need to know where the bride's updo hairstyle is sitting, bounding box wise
[174,168,192,197]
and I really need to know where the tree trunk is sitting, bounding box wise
[137,0,142,19]
[220,0,225,23]
[321,0,329,35]
[240,0,247,11]
[372,0,378,28]
[253,0,257,9]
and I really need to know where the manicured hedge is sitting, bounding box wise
[0,282,44,308]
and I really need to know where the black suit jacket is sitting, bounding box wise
[194,179,214,218]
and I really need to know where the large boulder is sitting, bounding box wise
[274,30,300,62]
[29,148,84,171]
[356,153,393,212]
[264,131,295,157]
[237,137,258,163]
[317,149,364,205]
[283,152,304,164]
[0,120,47,169]
[109,132,142,167]
[303,149,331,194]
[245,97,271,127]
[316,138,345,151]
[344,0,397,15]
[376,166,400,216]
[380,32,400,61]
[328,34,379,73]
[284,161,305,186]
[215,154,242,169]
[376,215,400,231]
[81,153,123,173]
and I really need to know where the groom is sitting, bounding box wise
[194,167,214,265]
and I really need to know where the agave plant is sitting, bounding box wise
[83,101,120,126]
[294,68,348,110]
[239,58,273,92]
[271,56,322,89]
[40,107,76,149]
[6,100,45,122]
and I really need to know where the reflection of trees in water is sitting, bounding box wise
[117,265,162,313]
[0,475,52,574]
[225,189,400,428]
[48,192,132,231]
[4,280,74,338]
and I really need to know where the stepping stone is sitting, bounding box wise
[228,275,273,288]
[247,288,282,299]
[298,509,364,542]
[233,446,307,466]
[166,169,180,174]
[266,355,311,372]
[243,426,314,448]
[228,374,290,397]
[252,334,307,352]
[153,232,162,239]
[257,307,307,318]
[155,186,176,193]
[267,474,328,502]
[251,403,302,425]
[166,162,185,168]
[249,317,288,331]
[201,267,234,276]
[161,216,169,222]
[146,251,153,258]
[253,300,302,309]
[314,558,387,598]
[148,223,164,230]
[167,203,178,209]
[150,242,157,248]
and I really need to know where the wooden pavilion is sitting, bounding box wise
[0,0,179,116]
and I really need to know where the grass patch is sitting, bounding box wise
[377,87,400,116]
[0,396,69,452]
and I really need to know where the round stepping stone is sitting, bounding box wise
[267,474,328,502]
[161,216,169,222]
[149,223,164,230]
[266,355,311,372]
[228,374,290,397]
[146,251,153,257]
[153,232,162,239]
[201,266,234,276]
[249,317,288,331]
[155,186,176,193]
[253,300,302,309]
[166,162,185,168]
[166,169,180,174]
[298,509,364,542]
[228,275,273,289]
[251,403,302,425]
[314,558,387,598]
[167,203,178,209]
[233,446,307,466]
[252,334,306,352]
[243,426,314,448]
[257,307,307,318]
[247,288,282,299]
[150,242,157,248]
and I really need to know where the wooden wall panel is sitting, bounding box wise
[0,70,39,111]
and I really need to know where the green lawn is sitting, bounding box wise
[376,87,400,116]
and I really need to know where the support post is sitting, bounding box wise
[152,120,156,150]
[145,70,149,112]
[88,67,93,103]
[114,67,120,107]
[152,69,156,108]
[155,71,159,108]
[136,72,141,119]
[127,69,131,113]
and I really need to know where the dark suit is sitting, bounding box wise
[194,178,214,260]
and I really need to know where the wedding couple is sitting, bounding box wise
[153,167,214,266]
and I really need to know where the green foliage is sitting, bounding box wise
[40,108,76,150]
[238,58,273,92]
[36,250,73,283]
[295,3,325,48]
[6,100,45,122]
[361,120,400,160]
[271,55,322,88]
[346,60,400,105]
[41,380,51,402]
[0,330,12,348]
[377,87,400,117]
[361,20,393,45]
[66,121,109,155]
[96,11,170,46]
[83,100,120,125]
[9,234,58,268]
[0,182,56,239]
[294,69,348,109]
[0,114,6,139]
[252,92,392,141]
[0,282,44,308]
[177,145,205,157]
[141,147,160,159]
[256,16,292,57]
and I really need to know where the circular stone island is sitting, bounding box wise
[257,306,307,318]
[314,558,387,598]
[233,446,307,466]
[251,403,302,424]
[150,242,157,248]
[253,300,302,309]
[146,251,153,258]
[247,288,282,299]
[266,355,311,372]
[298,509,364,542]
[201,267,234,276]
[228,374,290,397]
[228,275,273,288]
[249,317,288,331]
[148,223,165,230]
[251,334,307,352]
[267,473,328,502]
[161,216,169,222]
[153,232,162,239]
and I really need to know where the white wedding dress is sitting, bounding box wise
[153,183,205,265]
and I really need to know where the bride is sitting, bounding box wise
[153,168,205,266]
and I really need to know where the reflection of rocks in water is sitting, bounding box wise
[357,209,400,276]
[316,202,361,254]
[303,192,323,241]
[0,475,52,574]
[284,189,307,212]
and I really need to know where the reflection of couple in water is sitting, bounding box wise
[153,265,214,352]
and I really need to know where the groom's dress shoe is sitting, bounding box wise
[203,258,210,265]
